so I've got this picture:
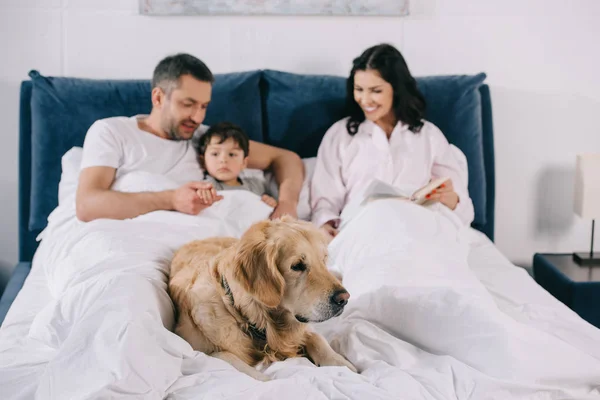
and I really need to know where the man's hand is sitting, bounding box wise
[261,194,278,208]
[246,141,303,221]
[269,199,298,220]
[172,182,223,215]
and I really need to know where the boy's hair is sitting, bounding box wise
[194,122,250,168]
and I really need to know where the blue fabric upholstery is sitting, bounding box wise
[17,69,495,265]
[417,73,488,228]
[478,85,495,240]
[0,262,31,327]
[19,82,37,262]
[533,254,600,329]
[262,70,488,228]
[261,70,348,158]
[27,70,263,232]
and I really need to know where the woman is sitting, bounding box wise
[310,43,474,239]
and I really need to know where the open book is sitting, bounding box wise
[338,177,451,230]
[360,177,450,206]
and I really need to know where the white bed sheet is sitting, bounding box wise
[3,229,588,349]
[1,199,599,399]
[466,228,600,362]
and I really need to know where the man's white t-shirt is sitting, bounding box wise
[80,115,207,185]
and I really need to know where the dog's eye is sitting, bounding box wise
[291,262,307,272]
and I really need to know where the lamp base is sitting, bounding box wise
[572,252,600,266]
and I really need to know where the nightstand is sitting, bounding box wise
[533,253,600,329]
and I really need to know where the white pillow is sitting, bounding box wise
[58,147,84,205]
[58,147,316,221]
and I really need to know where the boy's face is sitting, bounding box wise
[203,137,248,183]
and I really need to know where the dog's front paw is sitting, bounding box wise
[318,352,358,373]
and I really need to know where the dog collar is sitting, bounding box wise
[221,275,267,342]
[221,275,234,302]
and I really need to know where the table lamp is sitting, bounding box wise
[573,153,600,266]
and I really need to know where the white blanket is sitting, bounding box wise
[1,174,599,399]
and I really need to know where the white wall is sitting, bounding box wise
[1,0,599,290]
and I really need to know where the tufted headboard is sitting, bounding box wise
[18,70,495,262]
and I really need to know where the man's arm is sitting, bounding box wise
[247,140,304,219]
[76,166,220,222]
[76,166,172,222]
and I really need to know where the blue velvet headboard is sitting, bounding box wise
[18,70,495,262]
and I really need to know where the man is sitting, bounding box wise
[76,53,303,222]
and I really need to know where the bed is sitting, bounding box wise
[0,69,598,399]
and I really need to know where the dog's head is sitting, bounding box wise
[231,216,349,323]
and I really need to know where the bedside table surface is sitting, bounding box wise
[538,254,600,283]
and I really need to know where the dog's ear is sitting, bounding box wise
[232,223,284,308]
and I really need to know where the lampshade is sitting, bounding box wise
[574,153,600,219]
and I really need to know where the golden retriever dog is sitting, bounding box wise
[168,216,356,381]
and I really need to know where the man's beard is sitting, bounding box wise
[163,117,193,141]
[167,126,186,141]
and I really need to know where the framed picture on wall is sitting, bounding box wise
[139,0,410,16]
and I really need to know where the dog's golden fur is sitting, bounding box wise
[168,216,356,381]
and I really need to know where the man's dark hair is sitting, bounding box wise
[151,53,214,95]
[194,122,250,168]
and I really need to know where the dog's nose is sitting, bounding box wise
[330,290,350,308]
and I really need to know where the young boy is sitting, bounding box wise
[193,122,278,207]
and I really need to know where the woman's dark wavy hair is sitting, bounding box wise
[346,43,426,135]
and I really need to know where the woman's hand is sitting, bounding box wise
[425,178,459,210]
[320,221,339,242]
